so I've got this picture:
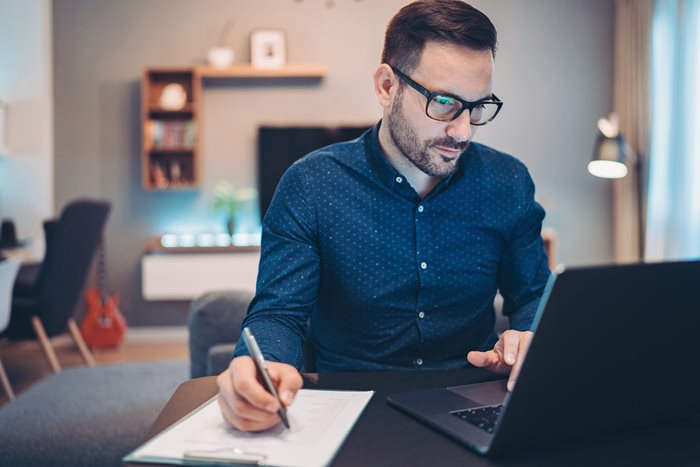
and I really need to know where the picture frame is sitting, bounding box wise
[250,29,287,69]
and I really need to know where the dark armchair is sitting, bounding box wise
[2,199,111,372]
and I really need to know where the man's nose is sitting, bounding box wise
[445,110,473,143]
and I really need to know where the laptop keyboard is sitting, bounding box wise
[451,404,503,434]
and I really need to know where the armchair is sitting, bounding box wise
[2,199,111,372]
[0,258,21,400]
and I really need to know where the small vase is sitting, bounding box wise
[208,47,235,68]
[226,217,235,237]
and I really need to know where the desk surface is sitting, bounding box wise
[128,368,700,467]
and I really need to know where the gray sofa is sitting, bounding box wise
[0,360,188,467]
[188,290,253,378]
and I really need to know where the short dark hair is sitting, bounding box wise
[381,0,497,73]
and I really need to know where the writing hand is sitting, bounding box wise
[216,356,302,432]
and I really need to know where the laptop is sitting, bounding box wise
[387,260,700,456]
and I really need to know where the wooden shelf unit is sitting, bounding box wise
[141,68,201,190]
[140,64,327,191]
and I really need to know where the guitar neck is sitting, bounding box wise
[97,236,108,304]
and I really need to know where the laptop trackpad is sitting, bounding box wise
[447,379,508,406]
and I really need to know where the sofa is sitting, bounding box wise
[0,360,188,467]
[188,290,253,378]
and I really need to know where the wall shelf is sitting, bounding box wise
[141,64,326,191]
[196,64,327,79]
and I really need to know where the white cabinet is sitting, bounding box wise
[141,251,260,300]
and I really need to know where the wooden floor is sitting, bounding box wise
[0,334,189,407]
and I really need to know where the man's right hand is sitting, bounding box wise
[216,356,303,432]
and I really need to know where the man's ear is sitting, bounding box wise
[373,64,397,109]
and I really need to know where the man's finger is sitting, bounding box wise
[507,366,519,392]
[507,332,533,391]
[501,331,521,366]
[467,350,500,368]
[269,364,303,406]
[232,357,279,412]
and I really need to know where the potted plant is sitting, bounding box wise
[211,181,257,236]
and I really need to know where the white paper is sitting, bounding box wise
[125,389,374,467]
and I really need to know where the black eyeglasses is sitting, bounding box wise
[390,66,503,126]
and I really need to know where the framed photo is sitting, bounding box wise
[250,30,286,69]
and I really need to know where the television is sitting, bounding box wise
[257,125,372,221]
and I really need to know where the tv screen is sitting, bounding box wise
[257,125,371,221]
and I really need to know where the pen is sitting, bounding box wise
[242,327,290,429]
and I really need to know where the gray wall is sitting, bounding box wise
[53,0,615,327]
[0,0,53,260]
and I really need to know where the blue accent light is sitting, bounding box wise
[196,233,215,247]
[215,233,232,247]
[233,232,262,247]
[178,233,195,247]
[160,234,178,248]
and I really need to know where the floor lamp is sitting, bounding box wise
[588,113,644,260]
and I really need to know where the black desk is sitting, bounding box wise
[130,369,700,467]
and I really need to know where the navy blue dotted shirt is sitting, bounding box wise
[234,122,550,372]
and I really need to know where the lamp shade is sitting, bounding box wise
[588,132,628,179]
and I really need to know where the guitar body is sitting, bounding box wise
[81,287,127,349]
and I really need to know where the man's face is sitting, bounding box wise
[386,41,495,178]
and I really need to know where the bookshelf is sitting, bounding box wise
[140,64,327,191]
[141,68,200,190]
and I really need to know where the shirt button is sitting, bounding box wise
[416,358,423,366]
[418,311,425,319]
[417,205,424,213]
[420,261,427,270]
[395,176,403,183]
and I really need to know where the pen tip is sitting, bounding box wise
[280,411,290,429]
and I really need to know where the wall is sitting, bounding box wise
[52,0,615,327]
[0,0,54,259]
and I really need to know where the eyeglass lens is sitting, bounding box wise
[427,96,499,124]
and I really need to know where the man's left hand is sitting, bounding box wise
[466,330,533,392]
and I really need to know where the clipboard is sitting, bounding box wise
[123,389,374,467]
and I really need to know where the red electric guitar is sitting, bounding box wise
[80,237,127,348]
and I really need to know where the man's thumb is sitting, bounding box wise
[467,350,491,367]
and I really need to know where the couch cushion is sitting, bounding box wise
[0,360,188,467]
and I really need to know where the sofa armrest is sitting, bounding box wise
[188,290,253,378]
[207,343,237,376]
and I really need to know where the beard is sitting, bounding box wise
[386,91,469,178]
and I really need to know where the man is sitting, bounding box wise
[217,0,550,432]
